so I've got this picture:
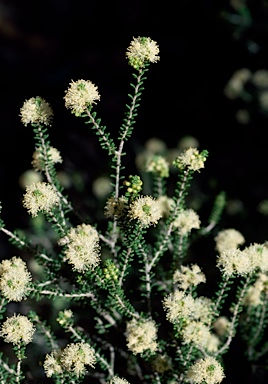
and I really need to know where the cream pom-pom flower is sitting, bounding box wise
[126,36,159,69]
[0,314,35,345]
[173,147,207,172]
[64,79,100,116]
[186,356,225,384]
[60,223,100,272]
[44,342,96,378]
[20,96,53,126]
[0,256,32,302]
[214,228,245,253]
[126,318,158,355]
[128,195,162,227]
[22,182,59,217]
[173,264,206,291]
[172,209,201,235]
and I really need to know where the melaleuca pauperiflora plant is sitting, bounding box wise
[0,36,268,384]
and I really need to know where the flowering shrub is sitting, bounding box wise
[0,36,267,383]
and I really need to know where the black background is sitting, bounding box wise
[1,0,268,240]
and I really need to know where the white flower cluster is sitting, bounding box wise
[173,264,206,291]
[129,196,162,227]
[126,318,158,355]
[20,96,53,126]
[172,209,200,235]
[64,79,100,116]
[217,243,268,277]
[173,148,207,172]
[44,342,96,378]
[163,291,219,350]
[60,223,100,272]
[0,256,32,301]
[0,314,35,345]
[214,228,245,253]
[126,36,159,69]
[186,356,225,384]
[22,181,59,217]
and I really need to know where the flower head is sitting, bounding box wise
[0,257,32,301]
[126,37,159,69]
[61,224,100,272]
[44,342,96,378]
[217,246,262,277]
[126,318,158,355]
[181,321,211,348]
[0,314,35,345]
[186,356,225,384]
[57,309,73,327]
[172,209,201,235]
[173,264,206,291]
[173,148,208,172]
[243,243,268,273]
[20,96,53,126]
[60,342,96,377]
[32,146,62,171]
[128,196,162,227]
[163,290,195,323]
[22,182,59,217]
[43,350,63,377]
[64,79,100,116]
[214,228,245,253]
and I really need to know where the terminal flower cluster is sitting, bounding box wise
[214,228,245,253]
[20,96,53,126]
[0,314,35,345]
[60,223,101,272]
[173,264,206,291]
[126,36,160,69]
[186,356,225,384]
[128,195,162,227]
[44,342,96,378]
[173,148,207,172]
[0,256,32,301]
[22,181,59,217]
[172,208,201,235]
[126,318,158,354]
[64,79,100,116]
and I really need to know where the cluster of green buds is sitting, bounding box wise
[57,309,74,328]
[123,175,143,199]
[103,260,119,282]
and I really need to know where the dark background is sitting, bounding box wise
[1,1,268,382]
[1,0,268,241]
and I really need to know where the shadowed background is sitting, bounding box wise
[0,0,268,241]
